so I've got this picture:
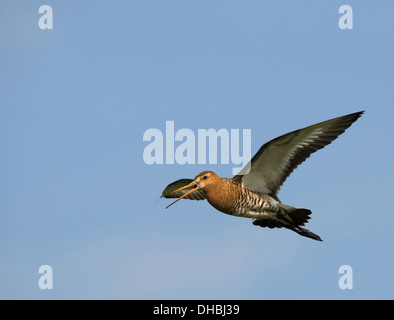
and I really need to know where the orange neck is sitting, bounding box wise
[205,178,239,215]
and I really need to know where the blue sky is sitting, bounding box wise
[1,0,394,299]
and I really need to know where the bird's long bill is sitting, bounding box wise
[165,181,198,209]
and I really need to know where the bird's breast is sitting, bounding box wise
[205,181,277,217]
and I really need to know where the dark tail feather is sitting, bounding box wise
[254,206,322,241]
[284,208,322,241]
[287,208,312,226]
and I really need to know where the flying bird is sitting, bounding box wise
[161,111,364,241]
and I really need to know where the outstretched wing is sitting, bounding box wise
[234,111,364,198]
[161,179,206,200]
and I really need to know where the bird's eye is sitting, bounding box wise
[203,175,208,180]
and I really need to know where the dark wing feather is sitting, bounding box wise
[161,179,206,200]
[234,111,364,198]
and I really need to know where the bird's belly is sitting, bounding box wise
[235,210,278,219]
[206,186,280,219]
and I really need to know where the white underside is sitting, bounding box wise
[236,210,279,219]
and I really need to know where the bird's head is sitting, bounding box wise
[164,171,221,209]
[173,171,220,194]
[193,171,220,190]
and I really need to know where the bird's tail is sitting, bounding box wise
[280,206,322,241]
